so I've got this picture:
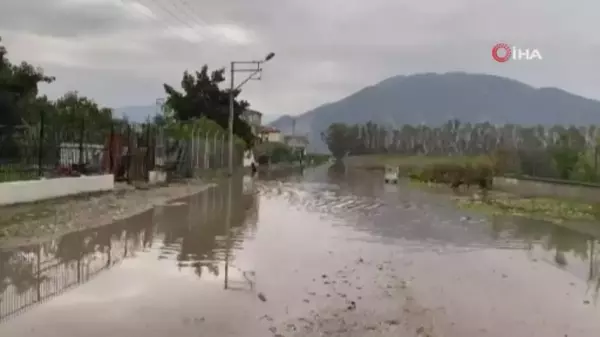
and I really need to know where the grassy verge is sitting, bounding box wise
[345,154,491,171]
[451,190,600,224]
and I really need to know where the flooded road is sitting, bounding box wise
[1,166,600,336]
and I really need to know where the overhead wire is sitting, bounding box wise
[171,0,212,30]
[119,0,174,34]
[144,0,208,36]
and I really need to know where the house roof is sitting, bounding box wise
[260,126,280,133]
[243,109,263,116]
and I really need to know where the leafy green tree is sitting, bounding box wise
[321,123,354,159]
[163,65,254,148]
[551,132,584,180]
[254,142,294,163]
[53,91,113,142]
[0,36,54,128]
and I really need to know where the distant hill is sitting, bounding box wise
[269,72,600,153]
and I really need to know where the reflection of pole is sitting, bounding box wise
[224,179,233,289]
[36,245,41,301]
[591,239,595,278]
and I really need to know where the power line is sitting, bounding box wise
[172,0,211,30]
[144,0,202,33]
[120,0,174,33]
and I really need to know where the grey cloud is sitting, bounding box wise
[0,0,145,37]
[2,0,599,116]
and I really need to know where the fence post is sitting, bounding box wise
[145,123,151,180]
[221,134,225,168]
[204,132,209,170]
[37,109,45,177]
[194,129,201,171]
[126,124,132,183]
[78,116,85,167]
[108,122,114,174]
[213,133,218,169]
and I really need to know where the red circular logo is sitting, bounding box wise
[492,43,511,63]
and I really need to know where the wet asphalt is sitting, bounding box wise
[1,166,600,336]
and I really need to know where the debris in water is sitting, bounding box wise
[584,300,590,305]
[321,274,327,278]
[258,292,267,302]
[347,301,357,310]
[259,315,273,321]
[384,319,400,325]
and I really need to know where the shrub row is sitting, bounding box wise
[408,162,495,190]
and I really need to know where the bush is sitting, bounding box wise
[409,161,494,190]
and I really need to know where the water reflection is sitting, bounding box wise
[492,216,600,301]
[0,176,259,323]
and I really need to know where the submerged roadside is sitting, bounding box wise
[0,179,216,249]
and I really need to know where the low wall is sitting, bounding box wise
[148,170,167,185]
[0,174,114,206]
[493,176,600,203]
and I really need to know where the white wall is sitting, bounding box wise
[243,150,256,167]
[267,132,284,143]
[0,174,115,206]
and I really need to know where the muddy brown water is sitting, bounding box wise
[1,166,600,336]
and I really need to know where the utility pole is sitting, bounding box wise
[227,52,275,176]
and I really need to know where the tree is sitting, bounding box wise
[0,36,54,128]
[321,123,353,159]
[323,119,600,182]
[53,91,113,142]
[163,65,255,148]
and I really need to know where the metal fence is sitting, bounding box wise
[0,178,257,322]
[0,115,244,183]
[0,210,154,322]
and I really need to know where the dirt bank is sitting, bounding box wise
[0,179,215,249]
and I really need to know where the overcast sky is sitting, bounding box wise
[1,0,598,120]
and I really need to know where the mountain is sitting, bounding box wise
[269,72,600,153]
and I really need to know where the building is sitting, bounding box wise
[241,109,263,167]
[241,109,263,136]
[259,126,284,143]
[284,135,309,160]
[284,135,309,149]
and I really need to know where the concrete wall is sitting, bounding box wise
[148,171,167,185]
[493,176,600,203]
[0,174,114,206]
[243,150,256,167]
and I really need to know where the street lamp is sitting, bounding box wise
[228,52,275,176]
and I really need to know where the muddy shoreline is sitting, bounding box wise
[0,179,216,249]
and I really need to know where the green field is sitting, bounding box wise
[344,154,492,171]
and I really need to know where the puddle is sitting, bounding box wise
[0,168,599,337]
